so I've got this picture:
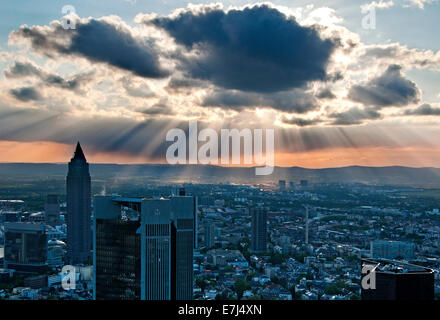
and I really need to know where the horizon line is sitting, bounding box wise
[0,161,439,170]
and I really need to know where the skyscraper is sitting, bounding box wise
[251,208,267,253]
[176,187,198,249]
[204,222,216,249]
[300,180,308,187]
[93,195,195,300]
[305,206,309,244]
[3,222,47,273]
[66,142,92,265]
[44,194,60,227]
[278,180,286,191]
[94,197,141,300]
[370,240,415,260]
[361,258,434,300]
[169,196,195,300]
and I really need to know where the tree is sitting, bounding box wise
[324,284,341,295]
[246,271,256,282]
[289,285,296,299]
[215,292,228,300]
[196,278,208,294]
[234,279,249,300]
[350,293,361,300]
[324,281,346,295]
[270,252,286,265]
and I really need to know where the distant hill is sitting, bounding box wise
[0,163,439,187]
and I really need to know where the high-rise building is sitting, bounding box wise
[66,142,92,265]
[204,222,216,249]
[300,180,308,187]
[45,194,60,227]
[278,180,286,191]
[169,196,195,300]
[142,199,171,300]
[0,211,19,223]
[176,187,198,249]
[305,206,309,244]
[251,208,267,253]
[361,258,434,300]
[371,240,415,260]
[93,195,195,300]
[94,197,141,300]
[3,222,47,273]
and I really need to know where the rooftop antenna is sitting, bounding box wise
[303,205,309,244]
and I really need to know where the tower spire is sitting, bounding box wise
[73,141,86,160]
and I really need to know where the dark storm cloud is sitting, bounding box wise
[281,116,323,127]
[5,61,93,91]
[165,77,208,93]
[10,24,67,56]
[44,73,80,90]
[329,107,382,125]
[4,61,41,78]
[316,88,336,100]
[138,102,174,115]
[404,103,440,116]
[348,65,420,108]
[9,87,42,102]
[11,19,168,78]
[202,91,260,109]
[202,89,319,113]
[145,4,336,93]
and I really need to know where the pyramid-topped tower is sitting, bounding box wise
[66,142,91,264]
[72,142,86,161]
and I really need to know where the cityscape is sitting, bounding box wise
[0,0,439,311]
[0,144,439,301]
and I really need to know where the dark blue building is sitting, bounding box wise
[66,142,92,264]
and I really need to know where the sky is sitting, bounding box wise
[0,0,439,168]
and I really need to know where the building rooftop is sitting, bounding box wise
[363,258,434,274]
[4,222,46,232]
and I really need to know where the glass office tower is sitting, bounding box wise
[93,195,195,300]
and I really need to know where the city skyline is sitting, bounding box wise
[1,136,439,302]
